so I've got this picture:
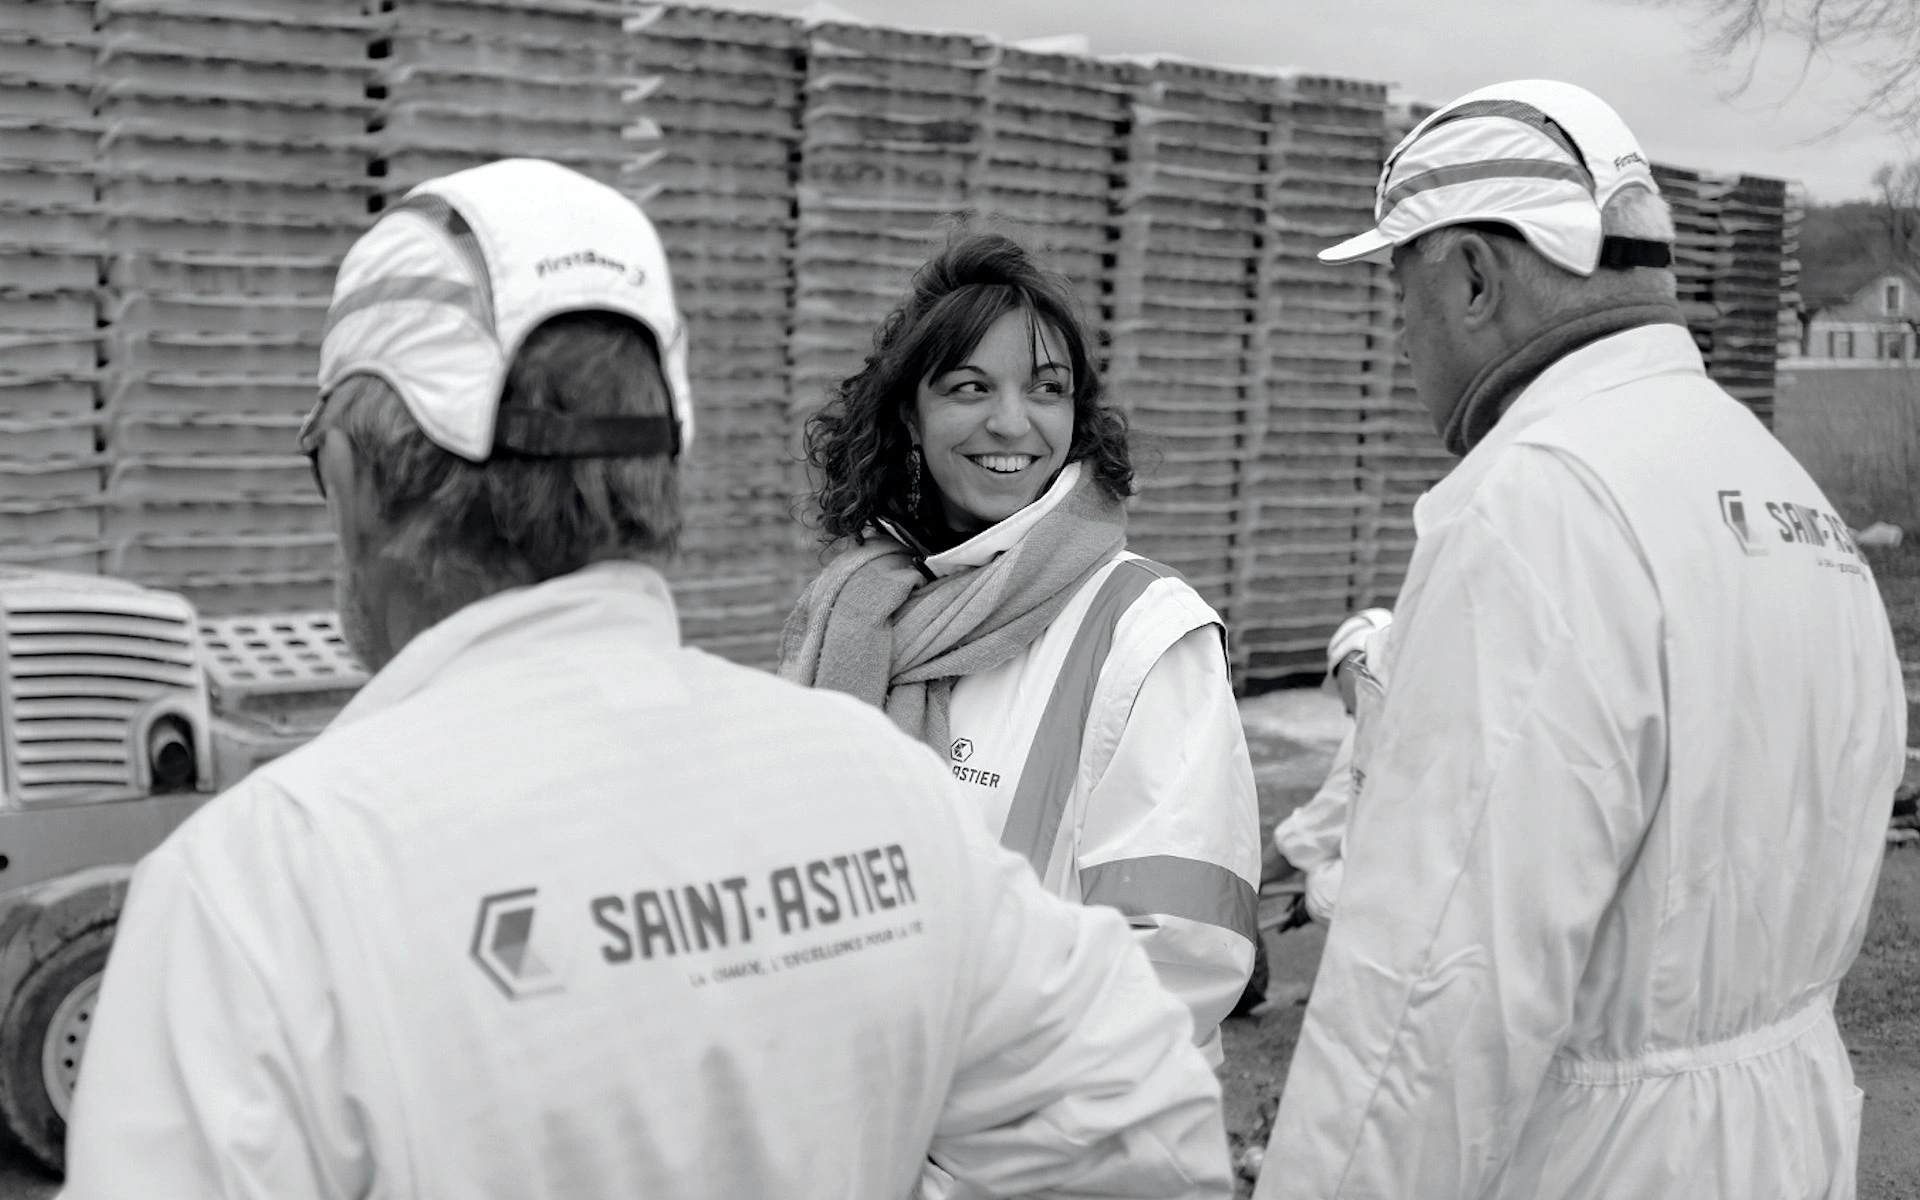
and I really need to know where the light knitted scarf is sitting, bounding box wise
[778,466,1126,753]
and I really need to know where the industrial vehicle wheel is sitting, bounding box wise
[0,923,114,1175]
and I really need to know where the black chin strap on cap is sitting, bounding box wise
[490,409,679,460]
[1598,236,1672,269]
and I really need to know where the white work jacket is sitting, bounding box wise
[931,470,1263,1066]
[62,563,1232,1200]
[1272,620,1393,924]
[1259,325,1907,1200]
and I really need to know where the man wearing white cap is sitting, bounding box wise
[60,159,1232,1199]
[1256,82,1905,1199]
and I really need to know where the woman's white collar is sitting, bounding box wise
[922,460,1084,578]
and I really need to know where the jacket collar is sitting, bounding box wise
[332,560,680,727]
[1414,323,1706,535]
[920,459,1083,578]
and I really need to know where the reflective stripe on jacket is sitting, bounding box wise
[931,492,1263,1065]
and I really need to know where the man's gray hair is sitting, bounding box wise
[1418,186,1679,304]
[319,312,681,612]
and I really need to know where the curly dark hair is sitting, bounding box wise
[804,232,1133,545]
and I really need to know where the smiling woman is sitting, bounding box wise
[803,233,1130,551]
[782,233,1263,1108]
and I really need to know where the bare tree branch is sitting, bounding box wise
[1651,0,1920,131]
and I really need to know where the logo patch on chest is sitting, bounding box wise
[948,738,1000,788]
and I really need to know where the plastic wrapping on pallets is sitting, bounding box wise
[0,412,97,458]
[162,572,337,617]
[0,162,92,206]
[103,212,367,259]
[0,455,102,500]
[0,0,94,40]
[372,144,631,198]
[383,0,632,47]
[95,5,374,68]
[0,538,99,573]
[107,371,313,417]
[0,116,94,165]
[108,292,329,339]
[376,104,640,161]
[0,204,99,254]
[0,288,92,333]
[381,64,631,122]
[0,76,89,121]
[93,48,366,107]
[0,330,97,374]
[377,27,641,80]
[108,252,340,298]
[97,93,373,144]
[104,497,326,540]
[0,33,91,83]
[97,128,370,187]
[109,411,302,457]
[0,372,94,418]
[106,529,335,578]
[104,329,319,378]
[100,174,374,224]
[0,498,98,544]
[107,454,310,503]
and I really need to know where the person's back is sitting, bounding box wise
[1258,79,1905,1200]
[67,565,1226,1197]
[1493,347,1901,1193]
[60,159,1230,1200]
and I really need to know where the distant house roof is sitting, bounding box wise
[1805,264,1920,314]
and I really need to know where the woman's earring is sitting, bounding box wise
[906,447,922,513]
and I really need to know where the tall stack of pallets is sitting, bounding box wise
[967,44,1130,354]
[623,3,806,667]
[94,0,375,613]
[0,0,102,575]
[1107,60,1278,621]
[1230,74,1402,683]
[0,1,1800,686]
[371,0,639,202]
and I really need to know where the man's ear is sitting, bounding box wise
[1453,232,1505,331]
[317,428,385,559]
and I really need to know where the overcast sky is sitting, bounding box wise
[709,0,1915,204]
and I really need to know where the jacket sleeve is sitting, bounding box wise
[930,811,1234,1199]
[1273,726,1355,872]
[1257,452,1665,1200]
[1074,624,1262,1061]
[61,787,370,1200]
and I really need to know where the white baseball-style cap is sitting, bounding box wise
[309,158,693,463]
[1327,608,1393,675]
[1320,80,1670,277]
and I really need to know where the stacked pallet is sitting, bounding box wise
[624,4,807,668]
[1345,97,1444,627]
[1109,60,1278,619]
[1653,164,1730,376]
[1653,163,1788,425]
[1779,182,1805,359]
[1233,74,1401,683]
[1711,174,1788,423]
[0,0,105,575]
[94,0,373,613]
[968,45,1130,355]
[790,20,996,408]
[372,0,639,203]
